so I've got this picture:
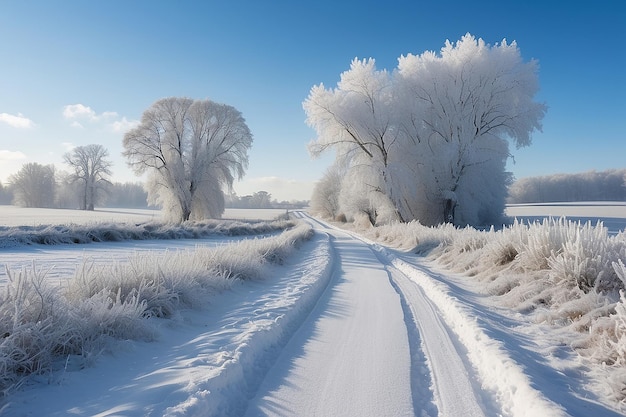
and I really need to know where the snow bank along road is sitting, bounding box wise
[6,212,620,416]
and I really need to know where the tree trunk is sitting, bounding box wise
[443,199,456,224]
[81,184,88,211]
[181,208,191,222]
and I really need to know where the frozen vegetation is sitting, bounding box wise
[0,216,294,248]
[0,204,625,416]
[0,220,312,397]
[353,213,626,405]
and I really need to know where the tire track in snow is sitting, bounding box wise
[244,216,415,416]
[295,212,484,416]
[376,245,570,417]
[163,231,338,417]
[381,258,487,416]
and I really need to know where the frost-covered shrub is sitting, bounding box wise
[71,288,152,342]
[513,218,568,271]
[587,262,626,361]
[0,267,61,391]
[546,220,621,292]
[0,218,296,248]
[1,222,313,395]
[0,267,151,395]
[581,262,626,402]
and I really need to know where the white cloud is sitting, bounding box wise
[0,112,35,129]
[63,103,137,134]
[63,104,96,120]
[0,150,27,160]
[62,104,118,122]
[111,117,139,133]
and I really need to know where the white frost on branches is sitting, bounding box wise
[306,34,546,226]
[123,97,253,222]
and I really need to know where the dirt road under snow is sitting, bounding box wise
[245,212,568,417]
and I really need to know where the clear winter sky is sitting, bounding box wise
[0,0,624,202]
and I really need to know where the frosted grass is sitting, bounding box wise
[0,222,313,396]
[358,216,626,403]
[0,217,294,248]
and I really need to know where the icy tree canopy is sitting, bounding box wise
[123,97,253,222]
[305,34,546,226]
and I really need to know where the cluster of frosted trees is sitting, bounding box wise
[4,98,253,220]
[508,169,626,203]
[5,145,113,210]
[308,34,546,226]
[2,162,148,209]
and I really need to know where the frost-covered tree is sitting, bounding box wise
[394,34,545,225]
[0,181,12,205]
[305,34,546,226]
[9,162,56,208]
[310,163,345,220]
[305,58,402,220]
[64,144,112,210]
[123,97,253,222]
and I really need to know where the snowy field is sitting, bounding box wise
[0,206,293,287]
[0,206,289,227]
[506,202,626,235]
[0,203,625,416]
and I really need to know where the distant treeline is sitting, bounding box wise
[0,179,308,210]
[225,191,308,210]
[0,179,151,209]
[507,169,626,203]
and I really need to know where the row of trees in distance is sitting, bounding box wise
[0,160,148,209]
[507,169,626,203]
[0,169,307,210]
[1,146,305,211]
[3,144,119,209]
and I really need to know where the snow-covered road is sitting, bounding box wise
[245,218,415,416]
[247,212,566,417]
[4,212,623,416]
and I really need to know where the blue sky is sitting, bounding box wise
[0,0,624,201]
